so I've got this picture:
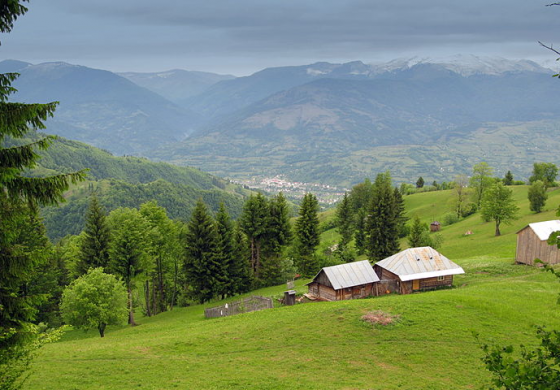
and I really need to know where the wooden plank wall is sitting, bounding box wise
[516,229,560,265]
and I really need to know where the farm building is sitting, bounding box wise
[307,260,380,301]
[516,220,560,266]
[374,247,465,294]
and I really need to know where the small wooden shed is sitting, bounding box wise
[430,221,441,232]
[307,260,380,301]
[516,220,560,266]
[374,247,464,294]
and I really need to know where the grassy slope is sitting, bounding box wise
[26,187,560,390]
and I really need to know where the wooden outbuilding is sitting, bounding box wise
[374,247,464,295]
[516,220,560,266]
[430,221,441,232]
[307,260,380,301]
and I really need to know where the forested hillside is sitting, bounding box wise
[29,136,251,240]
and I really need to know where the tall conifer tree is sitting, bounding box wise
[261,193,292,285]
[239,193,268,278]
[76,193,111,275]
[365,172,400,262]
[294,193,320,277]
[0,2,86,385]
[215,203,236,298]
[183,200,221,304]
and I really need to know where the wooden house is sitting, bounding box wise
[516,220,560,265]
[374,247,464,294]
[307,260,380,301]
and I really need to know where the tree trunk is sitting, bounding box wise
[128,285,137,326]
[495,221,501,236]
[171,259,178,310]
[144,280,151,317]
[98,323,106,337]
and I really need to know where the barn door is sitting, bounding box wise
[412,279,420,290]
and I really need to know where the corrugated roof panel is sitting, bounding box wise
[375,247,464,280]
[319,260,380,290]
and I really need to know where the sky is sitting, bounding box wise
[2,0,560,76]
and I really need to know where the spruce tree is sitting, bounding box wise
[294,193,320,277]
[261,193,292,286]
[239,193,269,278]
[231,223,253,294]
[183,200,221,304]
[76,193,111,275]
[335,192,355,262]
[215,203,236,297]
[354,208,367,256]
[365,172,400,262]
[503,170,514,186]
[0,3,86,386]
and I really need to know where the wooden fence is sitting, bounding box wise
[204,296,274,319]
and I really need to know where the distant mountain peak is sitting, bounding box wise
[370,55,550,76]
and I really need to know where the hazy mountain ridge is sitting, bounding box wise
[119,69,235,107]
[2,60,201,155]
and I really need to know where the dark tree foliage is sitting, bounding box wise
[393,187,408,237]
[76,193,111,275]
[214,203,236,298]
[231,224,253,294]
[335,192,355,262]
[354,208,367,256]
[530,162,558,189]
[416,176,425,188]
[0,3,86,387]
[239,193,269,278]
[183,200,221,304]
[365,172,400,262]
[528,180,548,213]
[294,193,320,277]
[348,178,374,212]
[260,193,292,286]
[503,170,514,186]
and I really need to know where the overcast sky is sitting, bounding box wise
[1,0,560,76]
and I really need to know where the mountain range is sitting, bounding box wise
[4,56,560,186]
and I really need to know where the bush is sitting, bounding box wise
[443,213,460,226]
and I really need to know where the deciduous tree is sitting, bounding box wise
[530,162,558,189]
[480,182,519,236]
[470,162,494,207]
[528,180,548,213]
[60,268,127,338]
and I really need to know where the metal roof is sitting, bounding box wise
[313,260,380,290]
[375,247,464,282]
[518,220,560,241]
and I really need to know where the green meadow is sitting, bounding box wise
[25,186,560,389]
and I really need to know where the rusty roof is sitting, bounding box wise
[311,260,380,290]
[375,247,464,282]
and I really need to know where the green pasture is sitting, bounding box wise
[26,186,560,389]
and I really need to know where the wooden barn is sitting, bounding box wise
[516,220,560,265]
[374,247,464,295]
[307,260,380,301]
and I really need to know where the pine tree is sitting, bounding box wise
[393,186,408,237]
[407,216,433,248]
[231,224,253,294]
[335,192,354,262]
[416,176,425,188]
[183,200,221,304]
[354,208,367,255]
[215,203,236,298]
[260,193,292,286]
[365,172,400,262]
[239,193,269,278]
[76,193,111,275]
[294,193,320,277]
[0,4,86,386]
[503,170,514,186]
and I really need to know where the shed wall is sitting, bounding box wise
[516,228,560,265]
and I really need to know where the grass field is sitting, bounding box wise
[25,186,560,389]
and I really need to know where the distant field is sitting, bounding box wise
[26,186,560,389]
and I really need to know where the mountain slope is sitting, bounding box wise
[31,135,250,240]
[5,61,201,155]
[150,62,560,185]
[119,69,235,107]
